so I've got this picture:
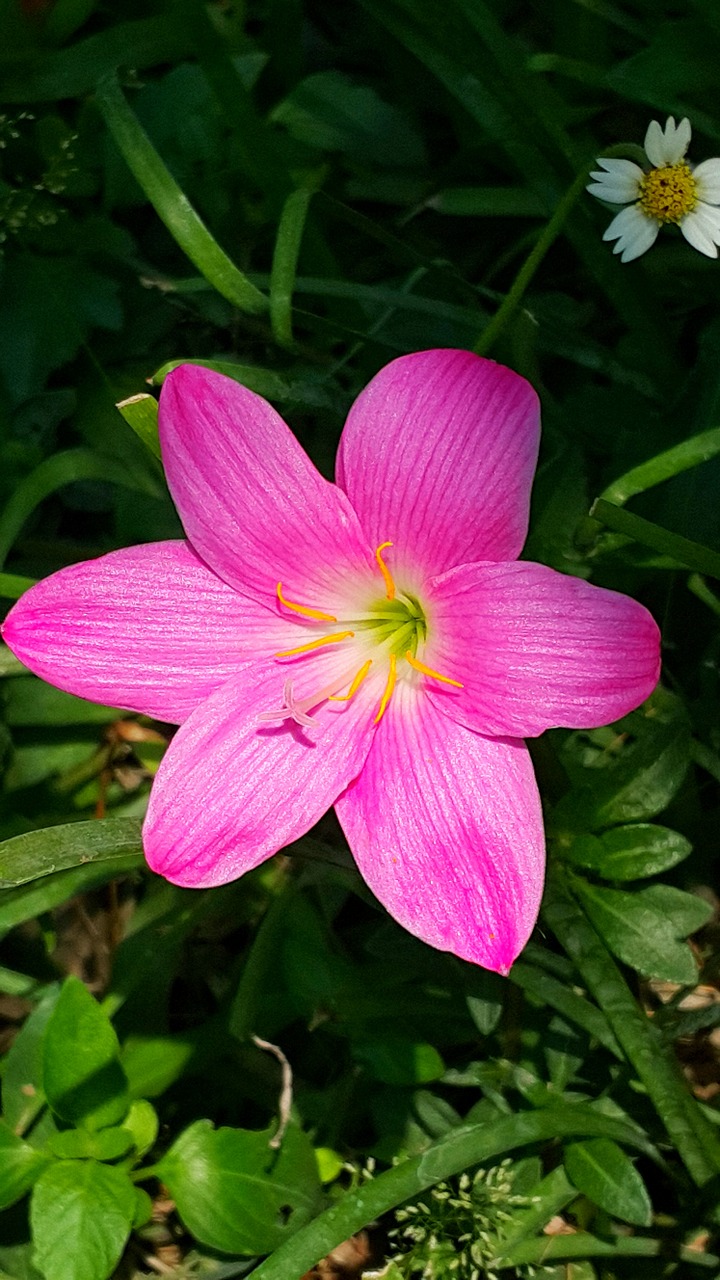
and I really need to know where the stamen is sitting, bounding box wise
[405,652,464,688]
[374,654,397,724]
[275,630,355,658]
[375,542,396,601]
[276,582,337,623]
[329,659,373,701]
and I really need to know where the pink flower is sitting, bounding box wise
[2,352,660,973]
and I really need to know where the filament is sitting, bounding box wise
[375,542,396,601]
[405,652,463,688]
[276,582,337,623]
[275,631,354,658]
[374,654,397,723]
[329,659,373,701]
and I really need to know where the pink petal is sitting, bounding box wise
[424,561,661,738]
[336,350,540,579]
[1,542,293,723]
[159,365,375,607]
[143,656,376,886]
[335,683,545,973]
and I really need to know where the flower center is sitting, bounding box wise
[638,163,697,224]
[259,541,462,730]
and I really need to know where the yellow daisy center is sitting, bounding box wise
[638,163,697,224]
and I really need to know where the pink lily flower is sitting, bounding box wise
[1,352,660,973]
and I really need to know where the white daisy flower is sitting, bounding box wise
[588,116,720,262]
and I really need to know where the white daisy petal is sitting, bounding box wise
[644,119,667,168]
[587,178,640,204]
[693,158,720,204]
[658,116,691,166]
[603,204,659,262]
[587,160,642,206]
[672,117,692,163]
[594,158,644,180]
[680,210,718,258]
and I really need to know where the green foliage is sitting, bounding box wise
[157,1120,322,1255]
[1,0,720,1276]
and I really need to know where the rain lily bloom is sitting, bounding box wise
[1,353,660,973]
[588,116,720,261]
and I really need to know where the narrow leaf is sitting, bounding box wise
[95,73,268,317]
[0,819,143,890]
[115,394,161,460]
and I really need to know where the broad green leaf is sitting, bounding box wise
[2,987,59,1133]
[270,71,425,167]
[572,878,699,983]
[557,690,691,830]
[565,824,692,880]
[0,1124,50,1211]
[636,884,713,936]
[157,1120,322,1255]
[564,1138,652,1226]
[120,1034,196,1099]
[30,1161,136,1280]
[46,1128,134,1162]
[121,1101,158,1159]
[42,977,129,1131]
[352,1035,444,1085]
[0,819,144,889]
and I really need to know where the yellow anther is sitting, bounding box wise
[329,659,373,701]
[405,651,464,688]
[375,541,396,601]
[276,582,337,623]
[275,631,354,658]
[374,654,397,724]
[639,163,697,224]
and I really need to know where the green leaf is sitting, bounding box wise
[635,884,713,936]
[352,1035,444,1085]
[269,187,312,349]
[2,987,60,1134]
[270,71,425,167]
[120,1101,158,1160]
[157,1120,322,1255]
[557,690,691,831]
[150,358,334,408]
[564,1138,652,1226]
[591,499,720,581]
[30,1161,136,1280]
[0,819,144,890]
[0,447,150,570]
[46,1128,134,1162]
[565,824,692,880]
[0,859,141,942]
[115,394,161,461]
[2,678,121,727]
[95,73,268,318]
[0,1124,50,1211]
[42,977,129,1131]
[572,878,699,983]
